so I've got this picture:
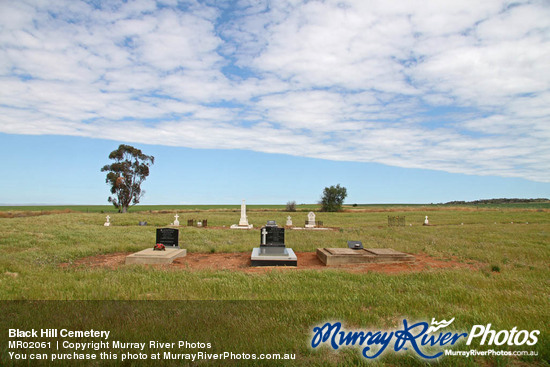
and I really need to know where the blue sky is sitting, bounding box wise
[0,0,549,205]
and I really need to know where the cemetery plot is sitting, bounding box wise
[125,228,186,264]
[186,219,208,227]
[125,248,187,265]
[251,221,297,266]
[317,248,415,266]
[289,211,332,230]
[387,215,405,226]
[64,251,474,273]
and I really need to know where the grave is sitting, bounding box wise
[291,212,329,230]
[317,247,414,266]
[104,215,110,227]
[125,248,187,265]
[187,219,208,227]
[125,228,186,265]
[230,200,253,229]
[251,220,297,266]
[305,212,316,228]
[286,216,293,226]
[388,216,405,226]
[156,228,180,249]
[171,213,180,226]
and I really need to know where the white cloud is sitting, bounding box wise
[0,0,549,182]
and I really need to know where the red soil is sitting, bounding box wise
[62,251,480,274]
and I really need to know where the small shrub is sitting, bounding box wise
[285,201,297,212]
[491,265,501,272]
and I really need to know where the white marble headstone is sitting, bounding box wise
[286,216,292,226]
[305,212,316,228]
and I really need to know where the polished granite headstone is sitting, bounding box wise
[251,221,297,266]
[156,228,179,249]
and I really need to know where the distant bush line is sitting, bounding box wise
[445,198,549,205]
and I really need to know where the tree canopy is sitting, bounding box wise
[101,144,154,213]
[320,184,347,212]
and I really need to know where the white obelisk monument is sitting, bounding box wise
[239,200,249,226]
[231,200,253,229]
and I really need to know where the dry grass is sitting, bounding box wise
[0,209,73,218]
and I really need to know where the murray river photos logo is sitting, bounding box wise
[310,318,540,360]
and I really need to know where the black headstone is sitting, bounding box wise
[347,240,363,250]
[156,228,179,248]
[261,225,285,247]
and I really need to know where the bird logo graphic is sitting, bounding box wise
[426,318,455,333]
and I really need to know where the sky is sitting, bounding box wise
[0,0,549,205]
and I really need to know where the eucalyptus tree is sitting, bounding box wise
[101,144,154,213]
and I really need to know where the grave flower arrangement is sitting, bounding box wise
[153,243,165,251]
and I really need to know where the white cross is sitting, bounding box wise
[106,215,110,222]
[174,213,179,220]
[261,228,267,245]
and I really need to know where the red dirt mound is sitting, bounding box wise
[62,252,480,274]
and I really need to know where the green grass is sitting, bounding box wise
[0,207,548,366]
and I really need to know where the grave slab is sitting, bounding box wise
[125,248,187,265]
[317,248,414,266]
[251,247,297,267]
[366,248,411,257]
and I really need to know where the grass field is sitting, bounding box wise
[0,204,321,214]
[0,205,548,366]
[1,202,548,214]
